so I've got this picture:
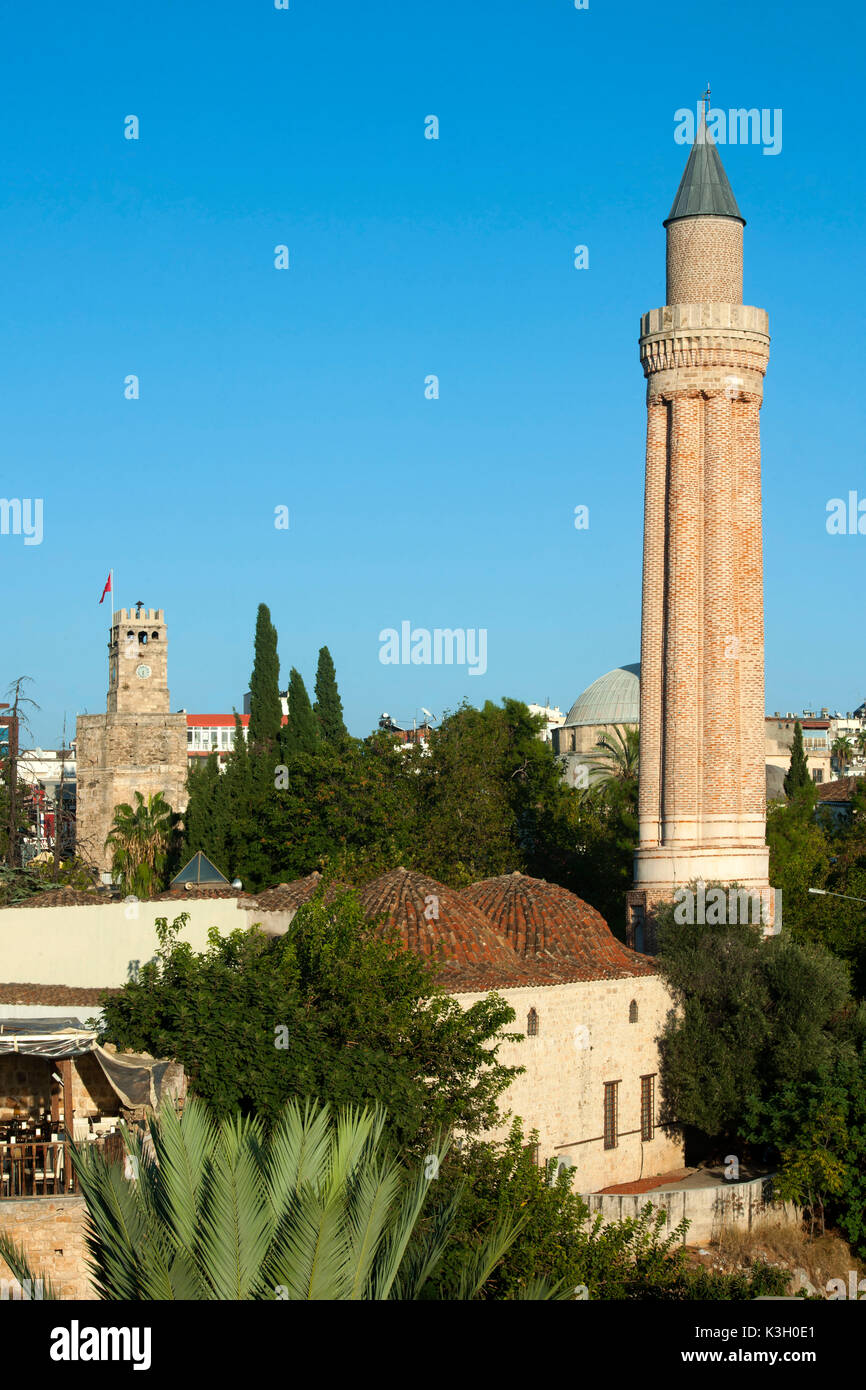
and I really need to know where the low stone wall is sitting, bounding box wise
[582,1174,798,1247]
[0,1197,95,1300]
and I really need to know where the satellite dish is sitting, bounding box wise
[421,708,433,720]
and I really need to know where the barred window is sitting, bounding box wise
[603,1081,619,1150]
[629,999,638,1023]
[641,1074,655,1142]
[526,1007,539,1037]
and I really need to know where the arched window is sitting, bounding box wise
[526,1007,539,1037]
[151,630,160,640]
[629,1000,638,1024]
[138,631,148,644]
[126,630,134,640]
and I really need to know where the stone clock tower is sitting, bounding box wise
[76,604,188,880]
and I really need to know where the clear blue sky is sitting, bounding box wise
[4,0,864,746]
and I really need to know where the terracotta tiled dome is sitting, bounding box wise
[358,868,561,990]
[462,873,656,982]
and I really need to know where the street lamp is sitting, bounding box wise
[808,888,866,905]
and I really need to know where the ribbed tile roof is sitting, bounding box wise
[11,889,104,909]
[250,872,322,910]
[462,873,657,982]
[357,868,562,990]
[251,873,349,911]
[0,983,119,1005]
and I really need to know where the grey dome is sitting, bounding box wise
[563,664,640,729]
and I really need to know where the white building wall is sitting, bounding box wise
[0,899,280,989]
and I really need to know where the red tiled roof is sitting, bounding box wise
[10,889,104,909]
[462,873,657,982]
[186,714,288,727]
[816,776,864,804]
[250,873,350,912]
[356,868,562,991]
[186,714,250,727]
[0,983,120,1005]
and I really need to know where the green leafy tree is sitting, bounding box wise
[584,724,640,788]
[281,667,319,758]
[426,1120,788,1301]
[105,791,177,895]
[655,911,856,1141]
[410,700,577,887]
[257,733,416,885]
[183,751,225,865]
[0,1099,559,1301]
[313,645,347,744]
[562,772,638,940]
[745,1048,866,1255]
[98,892,522,1154]
[248,603,282,750]
[783,720,812,800]
[767,788,866,1000]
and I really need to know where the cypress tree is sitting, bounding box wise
[313,646,347,744]
[784,720,812,800]
[282,668,319,756]
[248,604,282,749]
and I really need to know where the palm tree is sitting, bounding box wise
[831,736,854,777]
[0,1099,566,1300]
[855,730,866,763]
[105,790,175,895]
[583,724,640,788]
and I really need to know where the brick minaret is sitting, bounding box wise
[627,111,771,946]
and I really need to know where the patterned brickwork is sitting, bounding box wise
[632,190,771,926]
[666,216,743,304]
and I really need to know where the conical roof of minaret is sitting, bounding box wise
[664,109,745,227]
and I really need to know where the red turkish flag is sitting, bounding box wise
[99,573,112,604]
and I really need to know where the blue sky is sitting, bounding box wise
[3,0,864,745]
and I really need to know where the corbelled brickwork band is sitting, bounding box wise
[630,134,772,937]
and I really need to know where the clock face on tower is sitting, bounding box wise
[136,664,152,679]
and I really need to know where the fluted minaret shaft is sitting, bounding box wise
[628,117,771,937]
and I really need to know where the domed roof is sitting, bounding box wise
[357,868,560,990]
[563,663,640,729]
[462,873,656,982]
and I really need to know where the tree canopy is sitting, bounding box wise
[98,892,522,1155]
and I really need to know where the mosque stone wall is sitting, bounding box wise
[455,973,684,1192]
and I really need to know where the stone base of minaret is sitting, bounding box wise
[627,843,777,953]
